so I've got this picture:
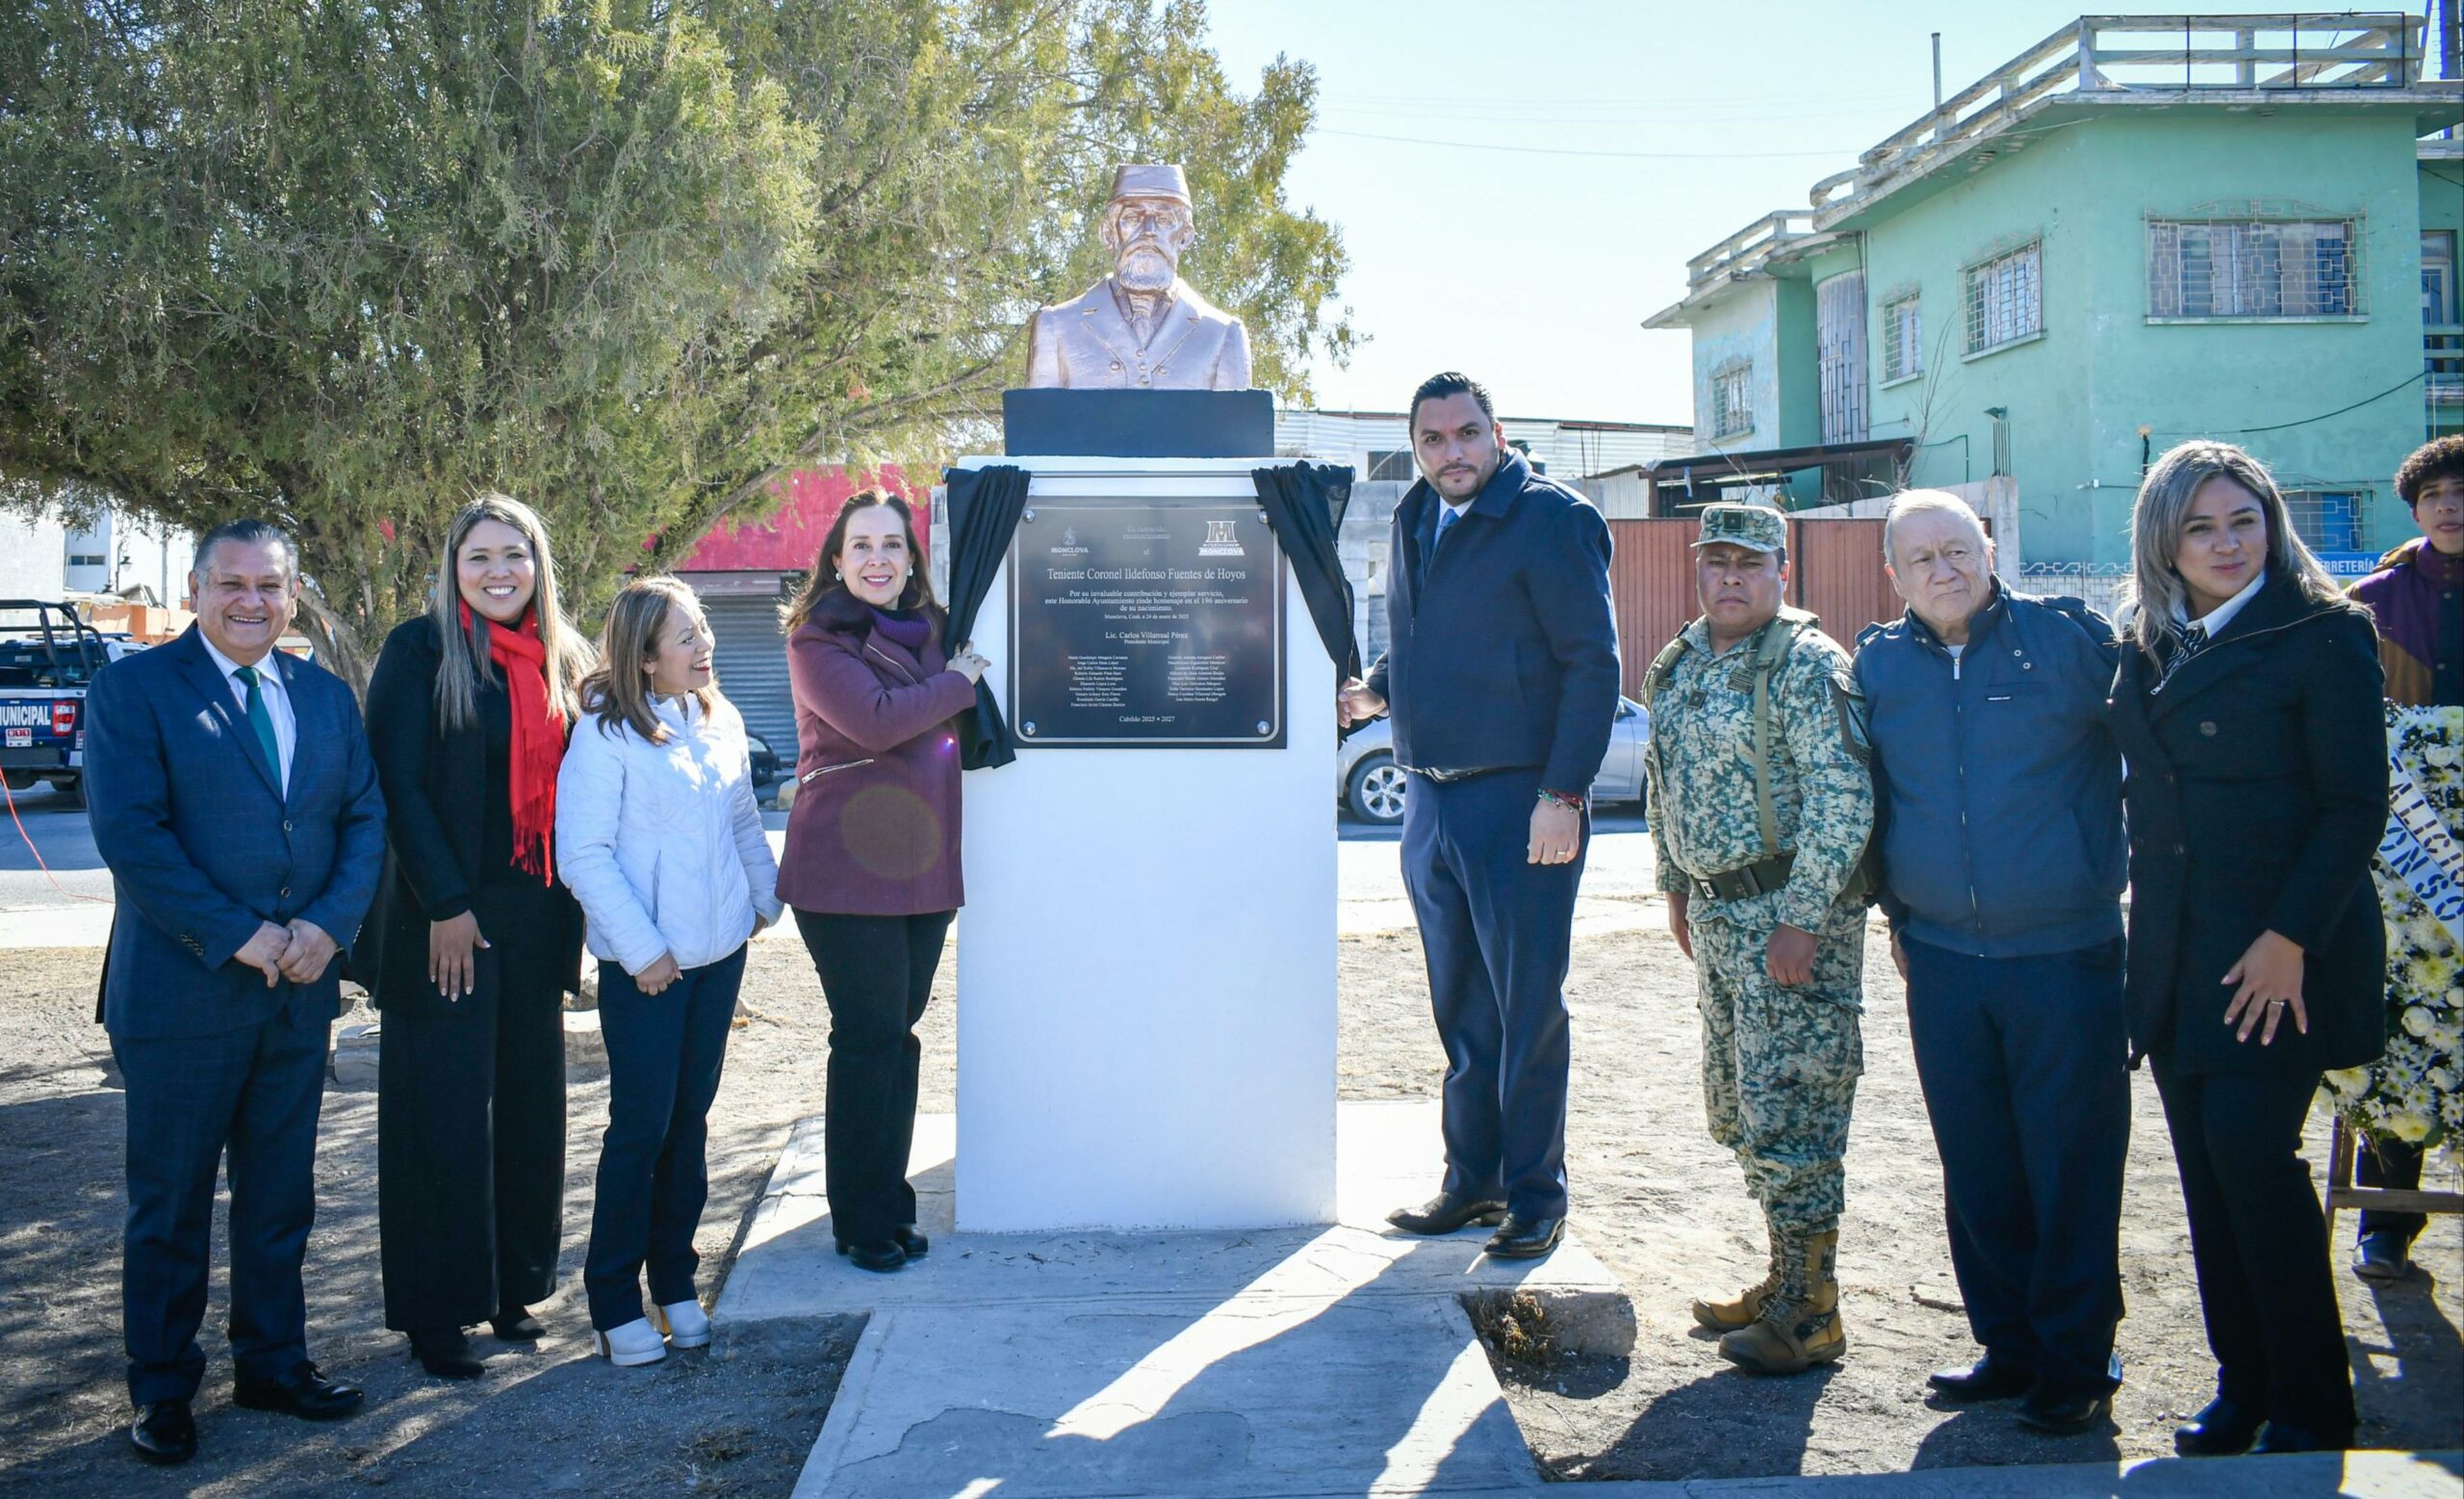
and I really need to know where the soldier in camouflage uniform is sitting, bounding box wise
[1643,503,1876,1377]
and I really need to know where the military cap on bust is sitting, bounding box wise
[1109,164,1192,206]
[1692,503,1787,554]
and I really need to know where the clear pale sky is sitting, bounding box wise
[1201,1,2257,424]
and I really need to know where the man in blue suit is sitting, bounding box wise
[1340,372,1619,1259]
[85,518,386,1463]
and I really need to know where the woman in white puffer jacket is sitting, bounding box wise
[556,577,783,1367]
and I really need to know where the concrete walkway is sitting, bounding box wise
[717,1100,1634,1497]
[1372,1451,2461,1496]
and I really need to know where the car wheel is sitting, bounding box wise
[1345,752,1407,826]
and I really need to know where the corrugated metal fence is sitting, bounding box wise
[1790,518,1902,648]
[1607,520,1698,697]
[1609,516,1964,692]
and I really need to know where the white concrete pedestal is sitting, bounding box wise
[950,455,1337,1232]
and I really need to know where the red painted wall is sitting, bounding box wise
[676,466,928,573]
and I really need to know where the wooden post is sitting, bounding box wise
[2325,1113,2464,1232]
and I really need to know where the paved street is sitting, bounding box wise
[0,782,112,945]
[11,793,1656,952]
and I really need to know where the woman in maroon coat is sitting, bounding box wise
[777,490,988,1272]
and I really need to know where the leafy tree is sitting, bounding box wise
[0,0,1349,680]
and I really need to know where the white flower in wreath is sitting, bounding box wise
[2389,1110,2435,1143]
[2404,1006,2437,1038]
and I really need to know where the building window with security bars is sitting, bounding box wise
[2147,218,2361,321]
[1709,361,1753,441]
[1881,293,1923,384]
[1964,243,2041,357]
[2280,489,2372,555]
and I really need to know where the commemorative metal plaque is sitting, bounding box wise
[1009,499,1285,747]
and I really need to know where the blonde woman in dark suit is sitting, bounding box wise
[2110,441,2386,1456]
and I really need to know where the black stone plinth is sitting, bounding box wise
[1003,388,1274,459]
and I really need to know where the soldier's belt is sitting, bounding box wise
[1691,851,1795,903]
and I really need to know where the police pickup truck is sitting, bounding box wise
[0,601,141,806]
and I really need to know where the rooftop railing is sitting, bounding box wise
[1814,13,2446,216]
[1681,211,1825,294]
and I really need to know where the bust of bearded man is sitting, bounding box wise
[1023,164,1254,392]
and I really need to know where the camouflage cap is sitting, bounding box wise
[1692,503,1786,554]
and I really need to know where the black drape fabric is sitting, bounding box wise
[1250,462,1359,679]
[940,464,1030,769]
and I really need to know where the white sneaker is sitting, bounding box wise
[653,1298,711,1349]
[594,1318,667,1367]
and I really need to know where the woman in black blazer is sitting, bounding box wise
[362,495,591,1378]
[2110,442,2386,1456]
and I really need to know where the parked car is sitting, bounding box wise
[746,733,782,790]
[1337,696,1651,826]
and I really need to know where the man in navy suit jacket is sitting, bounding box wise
[85,519,385,1464]
[1340,372,1618,1260]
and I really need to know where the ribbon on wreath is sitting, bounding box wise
[2376,705,2464,949]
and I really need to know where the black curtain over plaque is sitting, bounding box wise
[943,458,1359,769]
[1249,463,1360,681]
[941,463,1029,769]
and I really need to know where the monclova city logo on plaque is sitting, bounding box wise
[1197,519,1245,557]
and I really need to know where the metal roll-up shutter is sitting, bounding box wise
[701,593,797,757]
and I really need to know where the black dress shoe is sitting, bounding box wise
[835,1233,929,1260]
[2251,1420,2348,1455]
[2015,1384,2111,1434]
[234,1361,365,1420]
[489,1305,545,1342]
[1386,1192,1508,1235]
[1483,1214,1565,1259]
[1926,1357,2034,1404]
[130,1399,196,1464]
[2173,1395,2262,1457]
[840,1238,908,1273]
[407,1327,484,1380]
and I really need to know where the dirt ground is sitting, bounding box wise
[1,911,2457,1494]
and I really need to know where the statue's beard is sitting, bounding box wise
[1116,244,1178,294]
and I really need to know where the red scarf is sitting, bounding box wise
[464,601,565,884]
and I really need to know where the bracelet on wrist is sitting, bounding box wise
[1537,788,1585,811]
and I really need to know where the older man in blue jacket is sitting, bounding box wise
[1854,491,2129,1437]
[85,519,386,1464]
[1339,371,1619,1260]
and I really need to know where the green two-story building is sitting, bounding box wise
[1646,13,2463,584]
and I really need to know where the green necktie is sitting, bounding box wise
[233,664,283,784]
